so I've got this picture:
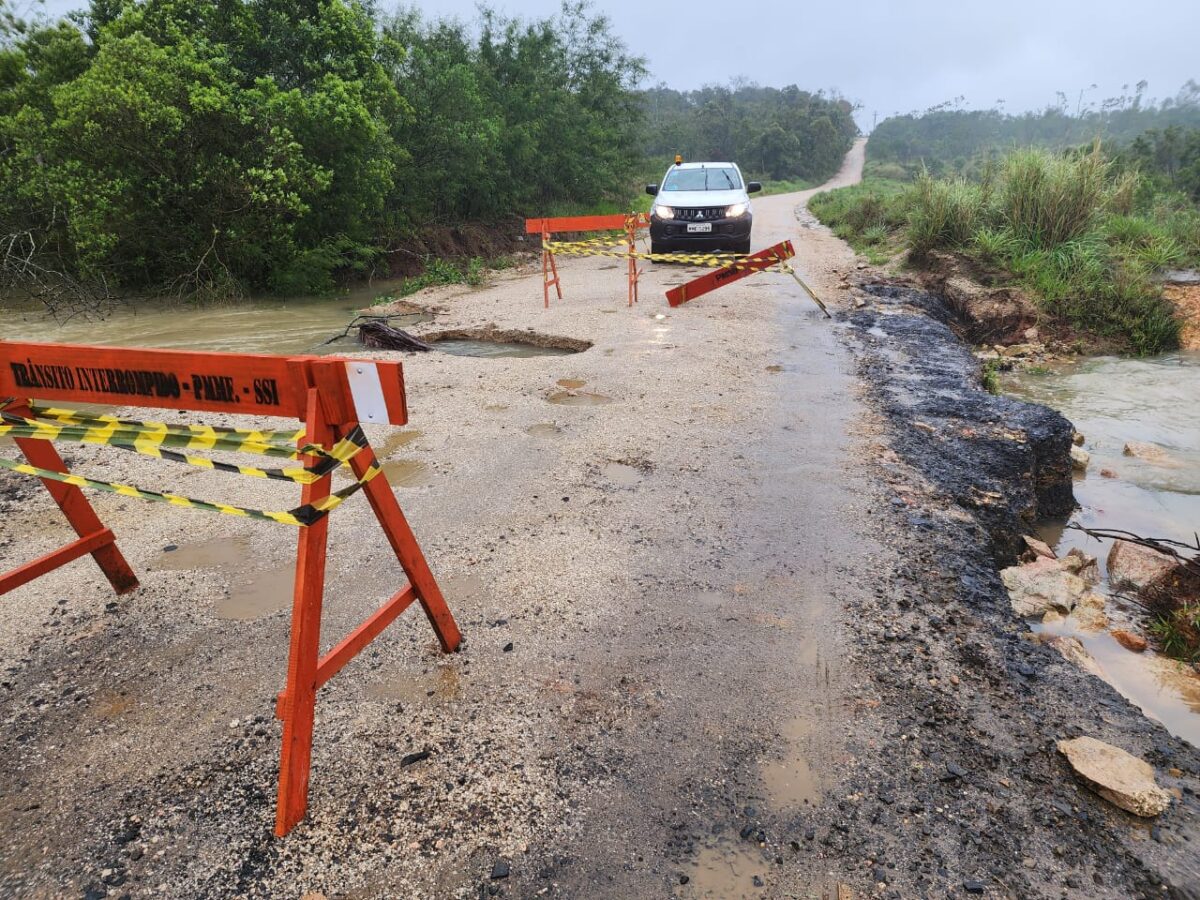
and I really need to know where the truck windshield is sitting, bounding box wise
[662,167,742,191]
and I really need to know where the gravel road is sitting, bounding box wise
[3,138,1198,899]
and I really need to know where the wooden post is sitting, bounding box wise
[275,387,335,836]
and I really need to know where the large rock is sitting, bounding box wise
[1107,540,1178,593]
[1056,737,1172,817]
[1000,557,1088,617]
[1063,549,1100,587]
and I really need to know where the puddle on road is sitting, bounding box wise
[218,566,294,620]
[380,459,433,487]
[152,537,247,570]
[557,378,587,389]
[547,391,613,406]
[376,429,423,458]
[760,717,821,808]
[602,461,642,487]
[525,423,564,438]
[685,844,767,898]
[369,665,463,704]
[151,538,292,620]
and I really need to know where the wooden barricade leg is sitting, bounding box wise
[541,228,562,308]
[275,388,335,836]
[348,441,461,653]
[626,220,640,307]
[0,402,137,596]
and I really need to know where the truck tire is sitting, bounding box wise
[651,241,668,258]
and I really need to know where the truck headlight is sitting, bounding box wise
[653,205,675,219]
[725,203,748,218]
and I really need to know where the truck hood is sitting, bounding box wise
[653,189,747,209]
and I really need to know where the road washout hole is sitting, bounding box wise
[422,327,591,358]
[759,716,821,809]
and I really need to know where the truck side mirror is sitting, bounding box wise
[646,184,659,196]
[747,181,763,194]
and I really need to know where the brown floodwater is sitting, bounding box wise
[1007,351,1200,746]
[1,281,427,355]
[432,339,576,358]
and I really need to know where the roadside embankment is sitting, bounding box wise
[830,277,1200,897]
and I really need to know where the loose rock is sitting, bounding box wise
[1123,440,1177,464]
[1000,557,1087,617]
[1056,737,1172,817]
[1107,541,1178,593]
[1069,445,1090,472]
[1111,630,1148,653]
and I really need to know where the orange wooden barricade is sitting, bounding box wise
[0,341,461,836]
[665,240,797,307]
[524,213,649,308]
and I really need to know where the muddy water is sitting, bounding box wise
[546,390,612,406]
[1007,351,1200,745]
[432,339,575,358]
[151,537,293,620]
[1,281,425,355]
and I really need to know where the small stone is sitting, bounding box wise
[1112,630,1148,653]
[491,859,510,879]
[1071,430,1084,446]
[400,750,431,767]
[1057,736,1172,817]
[964,880,986,894]
[752,875,764,887]
[1041,609,1064,625]
[1070,446,1090,472]
[1123,441,1177,465]
[1100,468,1118,479]
[679,875,689,885]
[1021,535,1056,561]
[502,642,514,653]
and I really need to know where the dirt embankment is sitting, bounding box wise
[831,278,1200,898]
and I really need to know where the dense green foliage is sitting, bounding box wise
[869,83,1200,178]
[641,84,858,183]
[812,144,1199,355]
[0,0,647,297]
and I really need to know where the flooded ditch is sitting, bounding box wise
[421,327,590,358]
[1007,350,1200,746]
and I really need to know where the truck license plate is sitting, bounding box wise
[686,223,713,233]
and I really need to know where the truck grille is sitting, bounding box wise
[674,206,727,221]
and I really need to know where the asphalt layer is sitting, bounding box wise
[2,140,1199,898]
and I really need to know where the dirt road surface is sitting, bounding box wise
[3,138,1198,899]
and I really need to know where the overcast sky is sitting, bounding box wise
[34,0,1200,130]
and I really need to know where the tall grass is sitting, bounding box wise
[1000,146,1110,246]
[809,144,1194,355]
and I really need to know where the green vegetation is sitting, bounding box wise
[374,255,489,303]
[812,140,1199,355]
[808,178,908,264]
[641,83,858,185]
[0,0,646,299]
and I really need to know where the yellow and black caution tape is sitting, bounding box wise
[544,237,832,317]
[543,238,777,271]
[0,402,384,527]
